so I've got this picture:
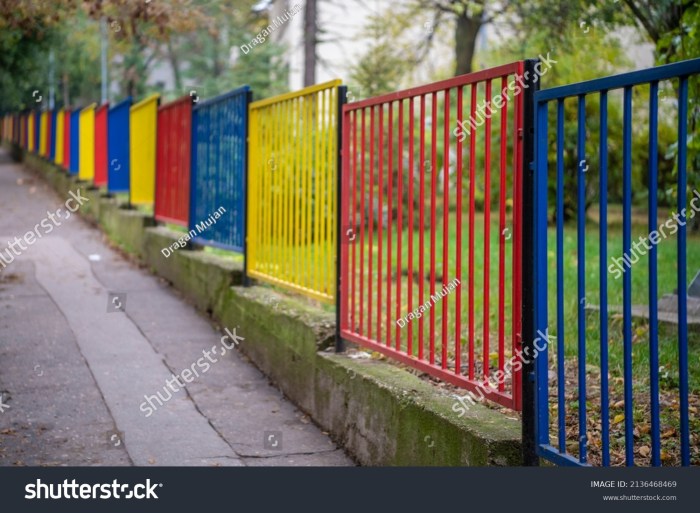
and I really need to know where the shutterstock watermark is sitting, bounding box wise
[608,189,700,280]
[25,479,161,500]
[453,52,557,141]
[239,3,302,55]
[0,189,89,270]
[452,327,555,416]
[139,327,244,417]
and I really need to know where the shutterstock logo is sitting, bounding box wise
[25,479,161,500]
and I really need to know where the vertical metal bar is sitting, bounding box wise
[521,59,540,466]
[360,108,366,335]
[396,100,404,351]
[513,64,525,410]
[368,106,375,340]
[387,101,393,347]
[498,77,507,389]
[599,90,610,465]
[326,90,333,293]
[419,96,426,360]
[534,98,550,453]
[408,99,415,356]
[319,92,326,292]
[242,92,252,278]
[430,92,438,365]
[648,82,660,466]
[336,85,347,352]
[350,109,357,331]
[378,103,384,343]
[442,88,450,369]
[332,89,339,298]
[469,83,477,380]
[456,86,463,375]
[677,76,690,467]
[307,94,314,288]
[556,98,566,454]
[622,86,634,466]
[577,94,588,464]
[483,79,492,381]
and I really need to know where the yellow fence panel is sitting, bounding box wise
[79,104,96,181]
[39,111,48,156]
[27,114,34,152]
[129,94,160,205]
[54,109,65,165]
[247,80,342,303]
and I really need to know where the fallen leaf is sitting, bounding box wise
[613,413,625,424]
[638,445,651,457]
[661,428,676,439]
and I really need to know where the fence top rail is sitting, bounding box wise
[130,93,160,113]
[536,57,700,102]
[159,94,194,112]
[109,97,133,112]
[250,79,342,110]
[193,85,250,111]
[344,61,524,112]
[80,103,97,114]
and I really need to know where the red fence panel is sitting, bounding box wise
[340,62,526,410]
[155,95,193,226]
[63,109,71,171]
[94,104,109,186]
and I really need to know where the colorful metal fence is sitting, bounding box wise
[39,111,48,156]
[54,109,65,166]
[34,111,40,153]
[27,112,35,152]
[339,63,529,409]
[69,109,80,175]
[248,80,344,302]
[130,94,160,205]
[62,109,71,171]
[190,86,250,252]
[5,58,698,468]
[155,95,193,226]
[108,97,132,193]
[534,57,700,467]
[94,104,109,187]
[49,109,57,160]
[79,104,96,181]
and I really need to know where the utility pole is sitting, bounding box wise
[48,49,55,109]
[101,18,109,104]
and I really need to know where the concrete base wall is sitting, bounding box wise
[19,147,523,466]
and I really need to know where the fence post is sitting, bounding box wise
[521,58,540,466]
[243,89,253,287]
[335,85,347,353]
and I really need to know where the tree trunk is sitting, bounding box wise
[62,72,69,108]
[167,38,182,92]
[455,12,481,75]
[303,0,317,87]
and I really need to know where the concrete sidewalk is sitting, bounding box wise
[0,149,352,466]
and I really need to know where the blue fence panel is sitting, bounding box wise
[107,97,132,194]
[34,111,41,154]
[49,109,57,160]
[69,109,80,175]
[533,58,700,467]
[189,86,250,252]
